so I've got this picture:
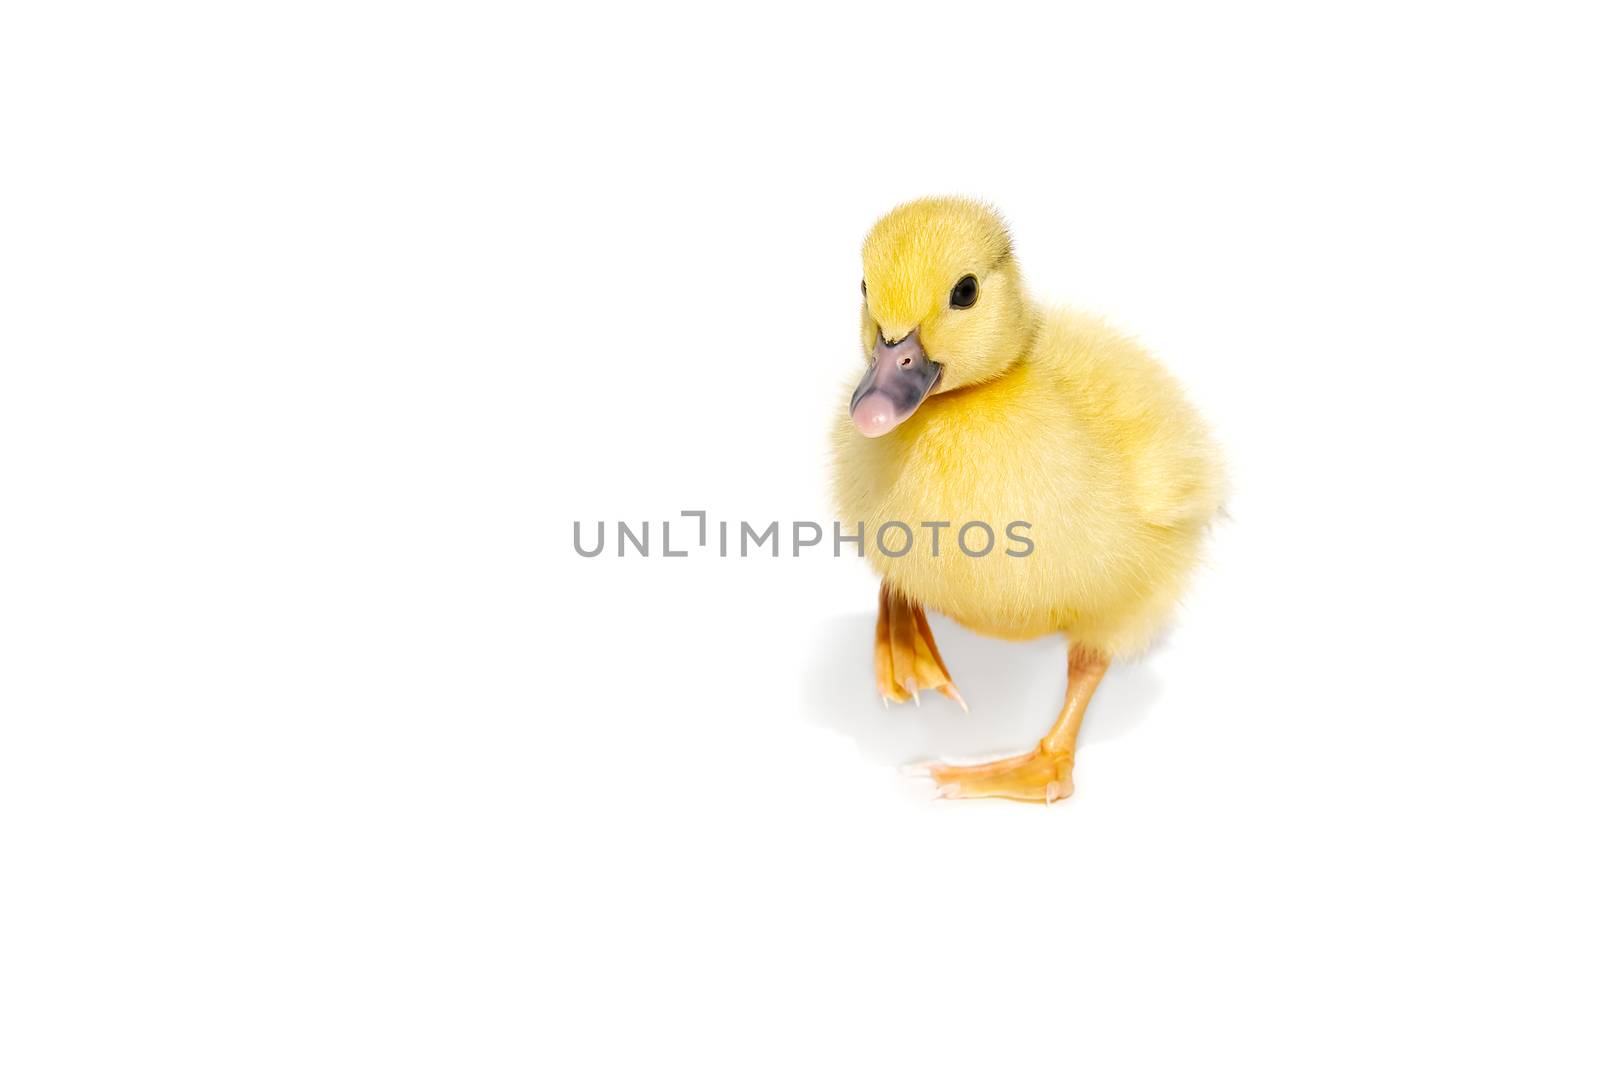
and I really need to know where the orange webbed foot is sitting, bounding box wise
[908,747,1075,805]
[875,582,967,711]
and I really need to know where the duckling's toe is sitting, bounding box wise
[876,582,966,710]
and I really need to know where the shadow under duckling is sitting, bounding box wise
[832,197,1225,804]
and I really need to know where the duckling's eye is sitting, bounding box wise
[950,274,979,309]
[861,279,868,299]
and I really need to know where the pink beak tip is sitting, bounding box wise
[851,395,898,437]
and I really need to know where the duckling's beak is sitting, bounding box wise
[849,328,943,437]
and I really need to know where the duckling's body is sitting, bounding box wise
[831,197,1223,803]
[834,308,1223,654]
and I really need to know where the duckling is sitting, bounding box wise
[833,197,1225,804]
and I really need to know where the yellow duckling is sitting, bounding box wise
[833,197,1225,804]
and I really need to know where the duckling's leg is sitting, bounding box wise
[915,644,1110,804]
[875,581,967,710]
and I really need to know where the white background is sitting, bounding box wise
[3,2,1598,1065]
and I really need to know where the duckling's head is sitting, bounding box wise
[851,197,1033,437]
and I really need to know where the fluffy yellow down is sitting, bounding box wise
[832,197,1225,656]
